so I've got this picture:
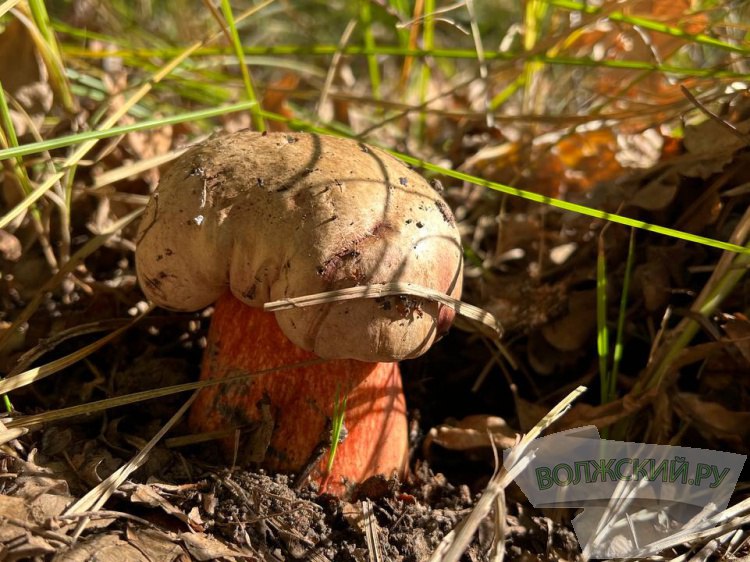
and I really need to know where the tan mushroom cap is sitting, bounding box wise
[135,131,463,362]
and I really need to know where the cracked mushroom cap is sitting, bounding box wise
[135,131,463,361]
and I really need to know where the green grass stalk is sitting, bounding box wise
[417,0,434,140]
[610,229,636,394]
[597,236,611,405]
[219,0,266,131]
[360,0,382,100]
[327,387,349,473]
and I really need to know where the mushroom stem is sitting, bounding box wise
[189,291,409,496]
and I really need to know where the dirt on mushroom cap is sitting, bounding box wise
[135,131,464,362]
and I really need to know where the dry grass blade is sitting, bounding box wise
[264,282,503,338]
[0,423,27,446]
[89,147,189,190]
[428,386,587,562]
[3,358,326,430]
[0,305,153,395]
[7,318,133,377]
[0,0,22,19]
[363,499,383,562]
[641,496,750,556]
[64,391,198,540]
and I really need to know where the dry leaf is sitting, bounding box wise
[126,527,184,561]
[541,290,597,352]
[681,118,750,178]
[553,387,659,432]
[424,414,518,455]
[52,533,151,562]
[673,393,750,448]
[633,259,670,312]
[5,533,58,561]
[723,315,750,364]
[180,531,255,561]
[0,495,30,542]
[130,483,203,531]
[628,175,679,210]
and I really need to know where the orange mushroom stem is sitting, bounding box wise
[190,291,409,496]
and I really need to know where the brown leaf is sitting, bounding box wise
[722,315,750,365]
[541,290,597,352]
[126,527,184,561]
[673,393,750,448]
[633,259,670,312]
[681,118,750,178]
[180,532,255,561]
[424,414,518,455]
[628,175,679,210]
[130,484,203,531]
[0,495,29,542]
[52,533,150,562]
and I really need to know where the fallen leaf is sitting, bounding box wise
[633,259,670,312]
[424,414,518,455]
[52,533,151,562]
[126,526,184,561]
[180,531,255,561]
[673,393,750,448]
[0,495,30,542]
[541,290,597,352]
[681,118,750,178]
[723,315,750,364]
[628,175,679,210]
[130,484,203,531]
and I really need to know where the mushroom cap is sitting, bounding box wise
[135,131,463,361]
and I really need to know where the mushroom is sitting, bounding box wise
[135,131,463,496]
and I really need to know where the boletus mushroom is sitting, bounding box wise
[135,131,463,496]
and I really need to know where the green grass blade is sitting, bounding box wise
[0,101,256,230]
[548,0,750,55]
[0,101,257,162]
[597,236,610,405]
[0,84,35,198]
[611,229,636,393]
[0,171,63,230]
[327,387,348,473]
[60,44,750,80]
[360,0,382,100]
[23,0,76,112]
[219,0,265,132]
[386,151,750,255]
[417,0,435,140]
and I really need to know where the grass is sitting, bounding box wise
[1,0,749,559]
[327,386,349,474]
